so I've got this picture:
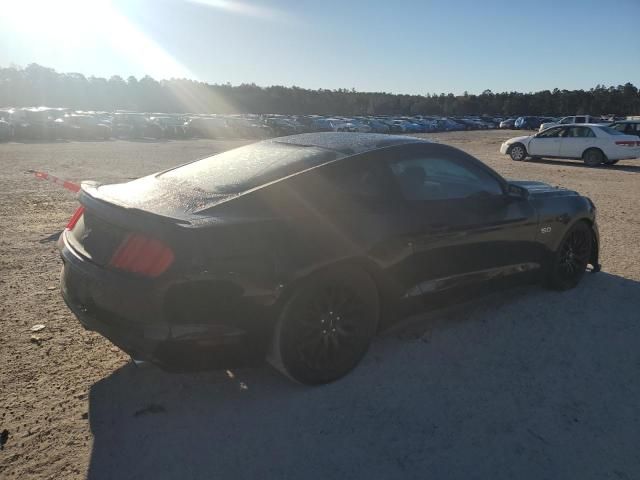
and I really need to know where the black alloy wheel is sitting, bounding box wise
[269,267,379,385]
[548,222,592,290]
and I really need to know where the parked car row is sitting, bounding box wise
[0,107,513,142]
[499,115,626,131]
[500,116,571,131]
[0,108,192,142]
[0,107,633,142]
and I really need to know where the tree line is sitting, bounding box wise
[1,63,639,117]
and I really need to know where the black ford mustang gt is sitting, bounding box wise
[59,133,600,384]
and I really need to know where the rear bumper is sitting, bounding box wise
[60,258,166,361]
[606,150,640,161]
[59,231,268,370]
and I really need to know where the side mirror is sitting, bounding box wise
[506,183,529,199]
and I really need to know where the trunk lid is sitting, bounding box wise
[66,177,273,269]
[66,177,210,267]
[83,175,237,223]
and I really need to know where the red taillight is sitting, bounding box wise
[66,206,85,230]
[615,140,636,147]
[109,233,175,277]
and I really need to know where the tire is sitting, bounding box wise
[509,143,527,161]
[604,159,619,165]
[268,266,379,385]
[583,148,604,167]
[546,221,593,291]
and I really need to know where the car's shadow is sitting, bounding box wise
[528,157,640,173]
[86,272,640,480]
[39,230,64,243]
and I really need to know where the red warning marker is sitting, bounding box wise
[29,170,80,193]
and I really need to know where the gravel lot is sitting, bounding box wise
[1,130,639,479]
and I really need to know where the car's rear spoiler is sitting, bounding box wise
[78,181,193,232]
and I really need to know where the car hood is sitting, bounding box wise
[509,180,578,198]
[504,135,532,145]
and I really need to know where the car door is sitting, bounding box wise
[382,143,539,297]
[559,126,597,158]
[282,152,431,301]
[528,126,566,157]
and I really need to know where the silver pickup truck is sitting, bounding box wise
[539,115,605,132]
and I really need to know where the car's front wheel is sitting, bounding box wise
[268,266,379,385]
[604,159,619,165]
[509,143,527,161]
[546,221,593,290]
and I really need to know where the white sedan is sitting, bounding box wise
[500,124,640,166]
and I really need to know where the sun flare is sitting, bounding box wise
[2,0,194,80]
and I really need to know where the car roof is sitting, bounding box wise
[271,132,429,156]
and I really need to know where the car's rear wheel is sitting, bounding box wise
[583,148,604,167]
[546,221,593,290]
[603,159,619,165]
[509,143,527,161]
[268,266,379,385]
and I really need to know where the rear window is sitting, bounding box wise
[597,126,625,136]
[159,142,339,194]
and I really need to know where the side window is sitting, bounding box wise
[559,117,571,124]
[611,123,626,133]
[315,159,391,211]
[388,155,503,202]
[330,164,386,200]
[538,127,564,138]
[575,116,586,123]
[566,126,595,138]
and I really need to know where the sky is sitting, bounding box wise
[1,0,638,95]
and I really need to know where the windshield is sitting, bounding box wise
[159,141,339,194]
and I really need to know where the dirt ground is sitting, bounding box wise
[1,130,639,479]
